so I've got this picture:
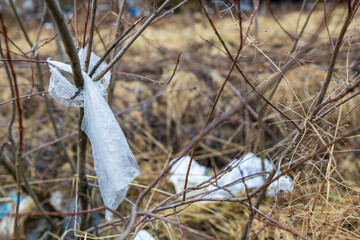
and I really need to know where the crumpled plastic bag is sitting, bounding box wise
[48,48,110,108]
[169,156,210,197]
[47,49,140,220]
[169,153,293,198]
[0,192,35,236]
[207,153,293,197]
[134,229,155,240]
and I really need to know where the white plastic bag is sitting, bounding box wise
[48,49,110,107]
[207,153,293,197]
[134,230,155,240]
[169,156,210,196]
[47,49,140,220]
[169,153,293,198]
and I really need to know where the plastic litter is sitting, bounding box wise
[169,156,210,196]
[169,153,293,198]
[47,49,140,220]
[208,152,293,197]
[48,48,110,108]
[133,229,155,240]
[50,190,68,212]
[0,193,24,219]
[0,193,35,235]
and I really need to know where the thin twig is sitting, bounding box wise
[324,0,335,49]
[9,2,76,173]
[166,51,182,85]
[137,212,218,240]
[82,0,91,49]
[45,0,89,230]
[314,88,360,121]
[107,0,127,106]
[0,42,16,154]
[242,202,310,240]
[45,0,85,87]
[32,6,48,52]
[0,30,27,56]
[241,178,255,240]
[313,0,359,111]
[183,31,243,201]
[89,16,145,78]
[8,0,33,46]
[22,132,78,158]
[92,0,174,82]
[173,207,186,239]
[0,91,48,106]
[74,0,79,47]
[83,0,97,73]
[250,126,360,199]
[0,13,24,238]
[266,0,295,39]
[199,0,302,132]
[81,0,97,230]
[152,0,188,24]
[295,0,307,35]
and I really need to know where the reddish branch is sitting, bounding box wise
[0,12,24,239]
[313,0,360,111]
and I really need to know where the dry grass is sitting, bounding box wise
[1,2,360,239]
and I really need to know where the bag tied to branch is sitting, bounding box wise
[47,49,140,220]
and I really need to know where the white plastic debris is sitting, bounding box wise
[50,190,68,212]
[169,153,293,198]
[133,230,155,240]
[268,173,294,195]
[0,194,35,236]
[48,48,110,108]
[208,152,272,196]
[47,49,140,220]
[169,156,210,196]
[208,153,293,197]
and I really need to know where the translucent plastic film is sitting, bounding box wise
[81,73,140,220]
[47,48,110,108]
[47,49,140,220]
